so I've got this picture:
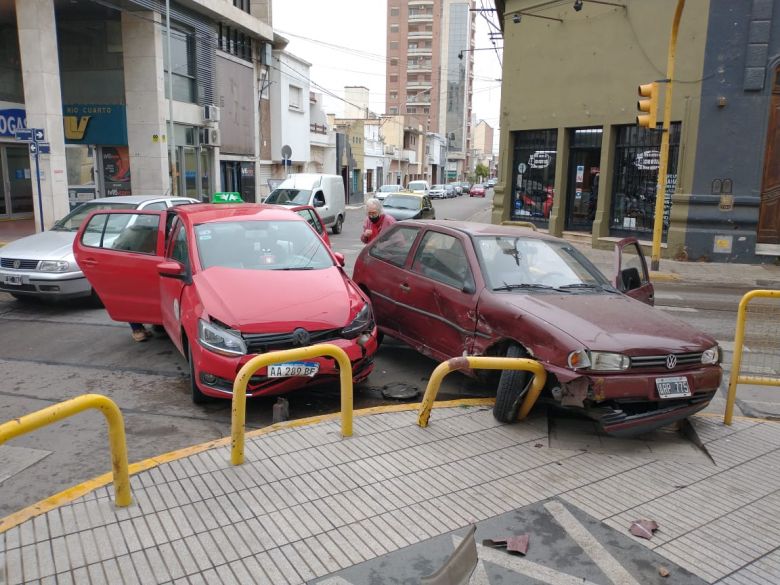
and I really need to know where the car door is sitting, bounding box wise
[614,237,654,305]
[73,210,166,323]
[398,229,480,360]
[159,217,191,353]
[295,207,331,247]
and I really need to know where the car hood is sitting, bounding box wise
[0,230,76,261]
[194,266,356,330]
[385,208,420,220]
[500,291,716,353]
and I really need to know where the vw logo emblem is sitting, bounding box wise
[666,354,677,369]
[292,327,311,346]
[12,260,20,269]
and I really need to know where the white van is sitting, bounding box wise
[406,180,430,195]
[265,174,346,233]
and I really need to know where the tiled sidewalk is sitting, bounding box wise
[1,406,779,584]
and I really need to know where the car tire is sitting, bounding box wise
[188,342,210,404]
[493,344,531,423]
[331,215,343,235]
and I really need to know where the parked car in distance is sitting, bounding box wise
[352,221,721,437]
[376,184,402,201]
[470,184,486,197]
[381,192,436,221]
[264,173,346,234]
[74,203,379,403]
[486,178,497,187]
[406,180,430,195]
[444,184,456,198]
[0,195,198,301]
[429,184,448,199]
[448,182,463,196]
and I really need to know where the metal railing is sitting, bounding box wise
[500,220,538,231]
[231,343,353,465]
[0,394,131,507]
[417,356,547,427]
[724,289,780,425]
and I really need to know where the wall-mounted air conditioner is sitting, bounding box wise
[203,105,220,123]
[200,127,220,147]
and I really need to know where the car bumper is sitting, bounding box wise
[0,268,91,298]
[191,330,379,399]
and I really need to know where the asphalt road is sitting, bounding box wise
[0,190,753,515]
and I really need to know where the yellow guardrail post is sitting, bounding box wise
[418,356,547,427]
[231,343,353,465]
[0,394,131,507]
[724,289,780,425]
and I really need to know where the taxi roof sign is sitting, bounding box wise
[212,192,244,203]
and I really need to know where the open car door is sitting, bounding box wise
[73,210,166,323]
[613,237,654,305]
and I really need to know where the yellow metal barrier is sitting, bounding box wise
[231,343,353,465]
[724,289,780,425]
[500,220,538,231]
[418,356,547,427]
[0,394,131,507]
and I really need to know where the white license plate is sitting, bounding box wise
[656,376,691,399]
[4,275,22,286]
[267,361,319,378]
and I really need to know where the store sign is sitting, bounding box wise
[528,151,552,169]
[63,104,128,145]
[634,150,660,170]
[0,107,26,138]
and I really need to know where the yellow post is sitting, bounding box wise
[0,394,131,507]
[231,343,353,465]
[417,356,547,427]
[651,0,686,271]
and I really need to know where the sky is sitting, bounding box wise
[271,0,503,153]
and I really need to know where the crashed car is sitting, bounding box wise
[352,220,721,436]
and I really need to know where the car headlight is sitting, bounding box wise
[342,303,374,339]
[701,345,720,365]
[567,350,630,371]
[39,260,70,272]
[198,319,247,356]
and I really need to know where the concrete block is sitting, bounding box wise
[745,43,769,67]
[748,20,771,44]
[743,67,766,91]
[751,0,774,21]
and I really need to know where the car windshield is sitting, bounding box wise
[474,236,611,291]
[383,195,421,210]
[52,202,137,232]
[264,188,312,205]
[379,185,400,193]
[195,219,334,271]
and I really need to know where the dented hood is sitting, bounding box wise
[498,291,716,354]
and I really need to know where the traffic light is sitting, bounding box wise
[636,82,658,128]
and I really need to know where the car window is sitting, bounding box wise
[369,225,420,267]
[168,222,189,265]
[52,202,135,232]
[412,231,475,290]
[81,213,161,254]
[296,209,324,235]
[141,201,167,211]
[265,189,312,205]
[195,219,333,270]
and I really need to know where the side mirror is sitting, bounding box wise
[158,260,188,281]
[333,252,346,267]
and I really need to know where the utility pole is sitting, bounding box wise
[650,0,685,271]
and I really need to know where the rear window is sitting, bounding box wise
[408,181,427,191]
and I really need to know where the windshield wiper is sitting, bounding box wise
[556,283,599,289]
[272,266,316,270]
[493,283,553,291]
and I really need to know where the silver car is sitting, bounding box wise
[0,195,198,300]
[376,184,402,201]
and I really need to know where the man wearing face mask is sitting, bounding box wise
[361,197,396,244]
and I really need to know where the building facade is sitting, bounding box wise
[493,0,780,263]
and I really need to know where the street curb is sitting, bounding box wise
[649,271,682,282]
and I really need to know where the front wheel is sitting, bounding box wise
[493,344,531,423]
[331,215,343,234]
[188,342,210,404]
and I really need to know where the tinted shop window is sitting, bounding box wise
[610,123,681,239]
[510,129,557,226]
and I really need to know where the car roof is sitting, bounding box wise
[87,195,194,204]
[388,190,425,197]
[395,219,563,242]
[174,203,305,224]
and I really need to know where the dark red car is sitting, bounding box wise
[74,204,378,403]
[352,220,721,436]
[469,184,486,197]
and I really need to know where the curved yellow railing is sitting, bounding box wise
[724,289,780,425]
[418,356,547,427]
[500,220,538,231]
[231,343,353,465]
[0,394,131,507]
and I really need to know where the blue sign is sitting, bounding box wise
[14,128,33,141]
[0,108,26,138]
[63,104,127,145]
[34,128,45,142]
[38,142,50,154]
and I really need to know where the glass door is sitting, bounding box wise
[4,145,34,216]
[565,128,602,232]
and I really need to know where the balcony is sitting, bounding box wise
[408,30,433,40]
[406,81,432,91]
[408,12,433,23]
[407,46,432,56]
[407,62,432,72]
[409,0,434,5]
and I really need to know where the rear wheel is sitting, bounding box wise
[493,344,532,423]
[188,342,210,404]
[331,215,343,234]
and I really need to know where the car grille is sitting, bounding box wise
[0,283,36,292]
[630,351,703,369]
[242,328,343,354]
[0,258,39,270]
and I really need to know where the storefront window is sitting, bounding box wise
[610,123,681,238]
[510,129,557,225]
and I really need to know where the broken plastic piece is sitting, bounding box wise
[629,519,659,539]
[481,534,529,555]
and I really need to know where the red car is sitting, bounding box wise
[469,184,486,197]
[352,221,721,436]
[74,204,378,403]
